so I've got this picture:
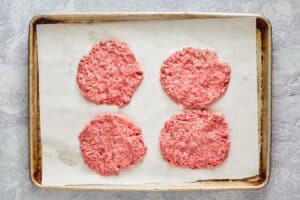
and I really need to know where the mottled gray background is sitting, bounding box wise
[0,0,299,199]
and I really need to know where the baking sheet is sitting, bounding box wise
[37,17,259,186]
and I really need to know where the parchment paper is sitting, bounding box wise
[37,17,259,186]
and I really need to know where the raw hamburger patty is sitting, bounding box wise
[160,48,231,109]
[79,113,147,176]
[160,110,230,169]
[76,40,143,107]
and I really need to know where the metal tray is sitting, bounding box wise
[28,13,272,191]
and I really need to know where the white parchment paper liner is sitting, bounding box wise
[37,17,258,185]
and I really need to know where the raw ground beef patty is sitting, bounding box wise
[160,48,231,109]
[79,113,147,176]
[76,40,143,107]
[160,110,230,169]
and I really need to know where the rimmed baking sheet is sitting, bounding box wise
[29,13,272,191]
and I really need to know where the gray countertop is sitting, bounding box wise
[0,0,299,199]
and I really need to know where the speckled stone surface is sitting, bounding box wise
[0,0,299,199]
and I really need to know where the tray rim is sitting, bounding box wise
[28,12,272,191]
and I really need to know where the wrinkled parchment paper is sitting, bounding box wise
[37,17,258,186]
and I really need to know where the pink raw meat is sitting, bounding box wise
[160,110,230,169]
[76,40,143,107]
[160,48,231,109]
[79,113,147,176]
